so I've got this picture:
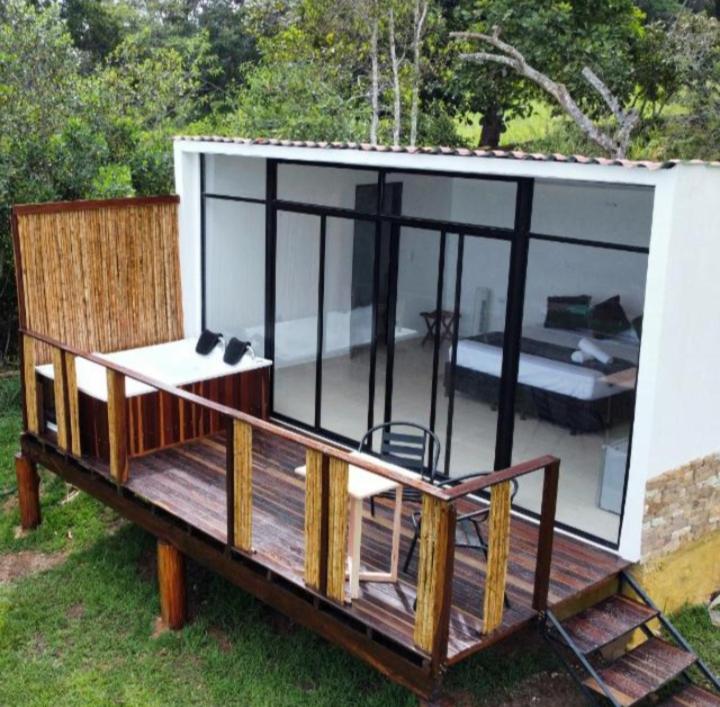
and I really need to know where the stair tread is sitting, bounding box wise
[562,594,658,655]
[659,685,720,706]
[583,636,696,706]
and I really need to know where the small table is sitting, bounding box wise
[420,309,459,346]
[295,453,404,601]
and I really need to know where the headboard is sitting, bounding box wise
[12,195,184,362]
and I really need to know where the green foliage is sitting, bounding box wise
[447,0,647,146]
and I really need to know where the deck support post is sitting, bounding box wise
[157,539,186,630]
[15,452,41,530]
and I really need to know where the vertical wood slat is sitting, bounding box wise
[106,368,128,484]
[13,198,183,360]
[64,352,82,456]
[533,460,560,611]
[326,456,349,603]
[482,481,512,634]
[51,347,69,451]
[414,495,456,655]
[304,448,326,592]
[22,335,39,434]
[232,419,253,552]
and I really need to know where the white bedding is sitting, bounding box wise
[452,326,639,401]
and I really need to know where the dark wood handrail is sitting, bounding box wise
[21,327,451,500]
[443,454,560,500]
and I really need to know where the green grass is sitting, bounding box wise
[0,375,717,705]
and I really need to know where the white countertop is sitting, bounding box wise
[36,338,272,402]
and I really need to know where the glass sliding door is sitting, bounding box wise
[319,215,377,442]
[272,210,321,427]
[438,235,512,476]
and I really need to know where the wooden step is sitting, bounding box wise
[660,684,720,706]
[583,637,696,706]
[561,595,658,655]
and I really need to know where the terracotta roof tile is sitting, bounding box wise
[174,135,720,170]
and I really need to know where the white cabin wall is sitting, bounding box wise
[636,165,720,479]
[174,145,202,338]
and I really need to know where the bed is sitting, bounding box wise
[445,326,640,433]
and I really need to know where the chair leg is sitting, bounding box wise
[370,496,376,517]
[403,523,420,574]
[474,522,512,610]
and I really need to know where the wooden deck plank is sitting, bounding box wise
[94,429,627,662]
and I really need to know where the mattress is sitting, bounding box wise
[452,326,639,401]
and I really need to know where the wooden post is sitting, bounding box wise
[157,539,186,630]
[413,495,456,657]
[15,453,41,529]
[326,456,349,603]
[22,335,39,434]
[533,459,560,611]
[106,368,128,484]
[304,449,327,592]
[65,352,82,456]
[51,347,69,451]
[483,480,512,634]
[232,419,253,552]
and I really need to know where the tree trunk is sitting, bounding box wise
[388,7,402,147]
[479,107,504,148]
[410,0,428,148]
[370,10,379,145]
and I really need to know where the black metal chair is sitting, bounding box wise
[403,471,520,607]
[358,421,441,515]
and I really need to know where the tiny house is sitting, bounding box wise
[12,137,720,703]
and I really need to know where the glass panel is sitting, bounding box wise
[273,211,321,426]
[319,217,375,441]
[512,240,648,543]
[204,154,266,200]
[386,226,442,454]
[204,199,266,354]
[442,236,511,476]
[277,164,378,213]
[384,173,517,228]
[532,180,653,248]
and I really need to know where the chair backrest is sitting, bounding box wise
[359,421,441,483]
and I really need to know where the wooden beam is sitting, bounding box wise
[51,347,69,451]
[326,456,349,603]
[414,495,456,657]
[64,352,82,456]
[106,368,128,484]
[22,336,39,434]
[482,481,512,634]
[157,539,186,630]
[15,453,41,530]
[533,459,560,611]
[304,448,326,592]
[232,419,253,552]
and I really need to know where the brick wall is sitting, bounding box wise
[642,453,720,561]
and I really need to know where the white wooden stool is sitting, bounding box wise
[294,455,404,600]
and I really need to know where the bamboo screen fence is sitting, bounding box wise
[12,196,184,362]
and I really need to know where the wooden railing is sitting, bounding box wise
[20,327,560,670]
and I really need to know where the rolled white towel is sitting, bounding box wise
[571,350,592,364]
[578,337,614,365]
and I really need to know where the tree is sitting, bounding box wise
[454,28,640,157]
[447,0,645,148]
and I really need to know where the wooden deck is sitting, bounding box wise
[92,428,627,664]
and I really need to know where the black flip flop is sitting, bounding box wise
[196,329,222,355]
[223,337,250,365]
